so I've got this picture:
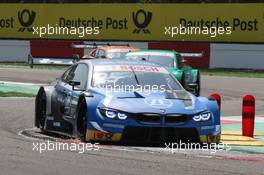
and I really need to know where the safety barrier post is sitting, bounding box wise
[242,95,255,137]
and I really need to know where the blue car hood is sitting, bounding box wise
[92,88,209,115]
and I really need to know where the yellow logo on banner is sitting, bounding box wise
[0,4,263,42]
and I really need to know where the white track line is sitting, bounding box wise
[18,128,40,141]
[0,81,47,86]
[222,115,264,118]
[221,115,264,123]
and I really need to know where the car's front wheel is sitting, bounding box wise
[35,90,46,132]
[76,98,88,142]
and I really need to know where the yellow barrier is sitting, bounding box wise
[0,4,263,42]
[221,130,264,146]
[222,141,264,146]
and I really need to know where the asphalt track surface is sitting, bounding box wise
[0,67,264,175]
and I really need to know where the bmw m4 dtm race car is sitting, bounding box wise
[35,59,220,144]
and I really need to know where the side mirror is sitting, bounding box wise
[69,80,81,91]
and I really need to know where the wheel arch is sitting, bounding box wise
[205,97,220,125]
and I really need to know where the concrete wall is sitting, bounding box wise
[0,40,30,62]
[210,44,264,70]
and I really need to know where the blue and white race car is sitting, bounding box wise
[35,59,221,143]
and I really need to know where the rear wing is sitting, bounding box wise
[71,43,130,49]
[28,54,79,68]
[178,52,203,58]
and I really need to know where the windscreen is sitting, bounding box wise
[126,52,175,67]
[92,65,182,92]
[107,49,130,59]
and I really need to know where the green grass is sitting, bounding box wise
[0,62,28,67]
[0,91,35,97]
[200,69,264,78]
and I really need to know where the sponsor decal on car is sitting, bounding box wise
[127,52,174,57]
[86,130,122,141]
[94,65,167,73]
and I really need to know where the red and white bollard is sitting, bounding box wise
[210,93,221,113]
[242,95,255,137]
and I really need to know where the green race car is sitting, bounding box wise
[125,50,201,96]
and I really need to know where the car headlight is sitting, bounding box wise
[193,114,202,122]
[193,112,211,122]
[105,110,117,119]
[201,113,211,121]
[100,108,128,120]
[117,113,128,120]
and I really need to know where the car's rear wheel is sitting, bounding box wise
[36,91,46,131]
[77,98,88,142]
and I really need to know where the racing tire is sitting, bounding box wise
[36,90,47,132]
[76,98,88,142]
